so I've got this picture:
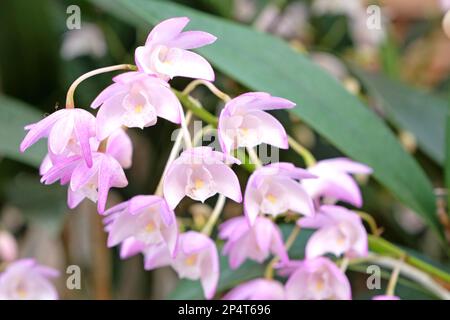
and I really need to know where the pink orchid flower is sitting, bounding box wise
[135,17,216,81]
[219,216,288,269]
[0,259,59,300]
[301,158,372,207]
[218,92,295,153]
[103,195,178,256]
[41,152,128,214]
[223,278,285,300]
[0,231,18,262]
[20,108,96,167]
[143,231,219,300]
[163,147,242,209]
[39,127,132,176]
[372,295,400,300]
[244,162,316,225]
[284,257,351,300]
[91,71,183,140]
[298,205,368,259]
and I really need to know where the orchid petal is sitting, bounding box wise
[48,113,74,155]
[169,31,217,49]
[163,163,189,209]
[91,83,127,109]
[145,17,190,45]
[168,49,214,81]
[249,110,288,149]
[20,110,66,152]
[96,94,126,140]
[207,164,242,203]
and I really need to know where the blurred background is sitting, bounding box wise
[0,0,449,299]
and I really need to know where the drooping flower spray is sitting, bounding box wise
[16,16,450,301]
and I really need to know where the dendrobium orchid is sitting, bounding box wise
[104,195,178,256]
[41,152,128,213]
[143,231,219,300]
[218,92,295,153]
[135,17,216,81]
[301,158,372,207]
[284,257,351,300]
[298,205,368,259]
[244,162,316,225]
[219,216,288,269]
[223,278,285,300]
[91,71,183,140]
[163,147,242,209]
[0,259,59,300]
[20,108,97,167]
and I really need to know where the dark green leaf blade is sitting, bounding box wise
[352,67,449,164]
[0,95,47,167]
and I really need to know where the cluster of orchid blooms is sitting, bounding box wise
[1,17,400,300]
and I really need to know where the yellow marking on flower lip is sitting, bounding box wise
[185,254,198,266]
[145,222,155,233]
[17,287,27,299]
[135,105,143,113]
[266,194,277,204]
[194,179,204,190]
[163,59,174,66]
[315,279,325,292]
[337,235,346,245]
[87,183,97,191]
[240,128,249,136]
[68,137,77,146]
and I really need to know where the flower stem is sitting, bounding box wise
[386,256,403,296]
[287,135,316,168]
[202,194,226,236]
[65,64,137,109]
[247,147,262,168]
[173,89,219,126]
[264,225,301,279]
[193,125,215,146]
[356,211,382,236]
[180,113,193,149]
[340,257,350,272]
[155,111,193,196]
[183,79,231,102]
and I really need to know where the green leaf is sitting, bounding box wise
[0,95,47,167]
[196,0,234,18]
[91,0,441,236]
[352,67,449,165]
